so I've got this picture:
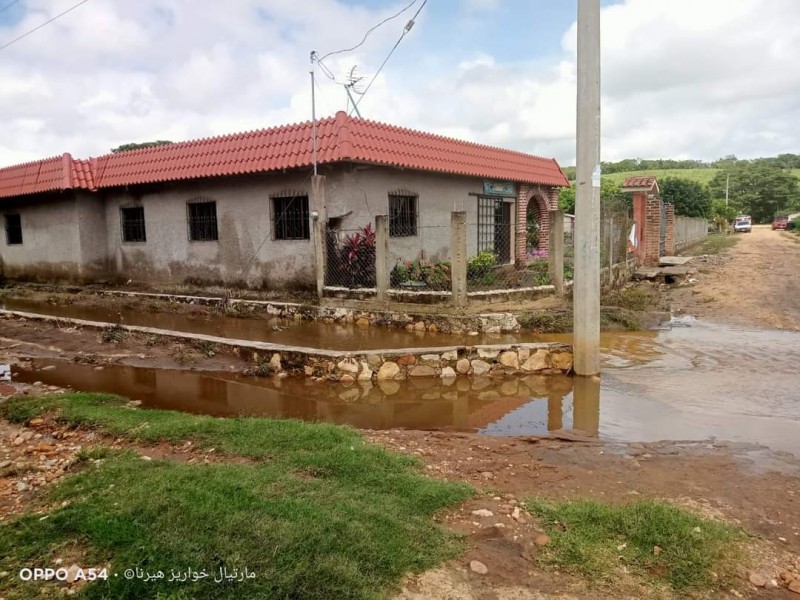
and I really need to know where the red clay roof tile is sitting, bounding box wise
[0,112,568,200]
[621,175,658,190]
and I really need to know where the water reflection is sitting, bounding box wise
[1,297,537,351]
[12,359,596,436]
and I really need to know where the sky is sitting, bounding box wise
[1,0,799,168]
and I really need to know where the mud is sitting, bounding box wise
[669,226,800,331]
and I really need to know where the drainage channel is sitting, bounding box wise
[0,297,535,351]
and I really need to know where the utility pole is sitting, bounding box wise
[310,51,318,176]
[725,173,729,206]
[573,0,601,376]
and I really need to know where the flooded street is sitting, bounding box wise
[10,316,800,454]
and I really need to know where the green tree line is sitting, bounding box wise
[560,154,800,224]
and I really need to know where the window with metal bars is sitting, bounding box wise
[4,214,22,245]
[187,200,218,242]
[272,195,309,240]
[120,206,146,243]
[389,194,417,237]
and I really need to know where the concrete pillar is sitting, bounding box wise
[310,175,328,301]
[375,215,389,301]
[450,211,468,308]
[548,209,565,295]
[573,0,602,376]
[664,203,675,255]
[572,375,600,436]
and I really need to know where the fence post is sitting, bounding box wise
[450,211,468,308]
[608,214,614,287]
[375,215,389,301]
[548,209,565,296]
[311,175,328,301]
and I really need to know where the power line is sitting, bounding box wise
[317,0,418,63]
[0,0,20,15]
[0,0,90,53]
[350,0,427,115]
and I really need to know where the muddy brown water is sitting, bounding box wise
[5,305,800,453]
[0,297,536,350]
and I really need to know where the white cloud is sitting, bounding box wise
[1,0,799,167]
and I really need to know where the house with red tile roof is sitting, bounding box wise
[0,111,568,290]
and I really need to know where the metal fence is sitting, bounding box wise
[321,211,636,299]
[388,225,452,293]
[325,223,376,290]
[465,222,557,292]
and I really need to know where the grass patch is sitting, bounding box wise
[518,307,642,333]
[528,498,744,595]
[691,234,740,256]
[0,393,472,599]
[518,310,573,333]
[603,285,656,312]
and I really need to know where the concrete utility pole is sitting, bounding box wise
[573,0,601,376]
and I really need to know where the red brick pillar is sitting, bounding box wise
[644,196,662,265]
[664,203,675,256]
[632,193,646,265]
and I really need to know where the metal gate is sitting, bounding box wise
[494,201,511,264]
[477,197,511,264]
[659,199,667,256]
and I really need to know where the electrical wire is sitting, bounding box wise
[0,0,20,15]
[350,0,427,115]
[0,0,90,52]
[317,0,418,62]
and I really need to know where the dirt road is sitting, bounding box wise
[671,226,800,331]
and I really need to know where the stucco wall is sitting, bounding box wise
[0,193,82,280]
[1,165,529,288]
[103,172,316,289]
[75,192,109,278]
[326,165,511,264]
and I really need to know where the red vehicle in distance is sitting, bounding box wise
[772,216,789,230]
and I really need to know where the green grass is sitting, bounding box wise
[528,498,744,595]
[602,169,722,186]
[0,394,472,599]
[690,233,740,255]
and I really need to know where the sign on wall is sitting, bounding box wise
[482,180,517,197]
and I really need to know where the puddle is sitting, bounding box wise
[12,360,583,436]
[1,297,536,351]
[5,314,799,454]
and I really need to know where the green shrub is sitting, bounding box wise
[390,260,452,290]
[467,251,497,285]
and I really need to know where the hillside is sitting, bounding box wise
[599,168,800,186]
[601,168,720,185]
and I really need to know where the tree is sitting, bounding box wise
[112,140,173,153]
[557,179,628,215]
[558,185,575,214]
[709,163,800,222]
[660,177,712,218]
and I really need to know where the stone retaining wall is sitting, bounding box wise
[95,290,522,333]
[267,343,574,382]
[0,310,573,381]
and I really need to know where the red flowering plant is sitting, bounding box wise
[339,224,376,288]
